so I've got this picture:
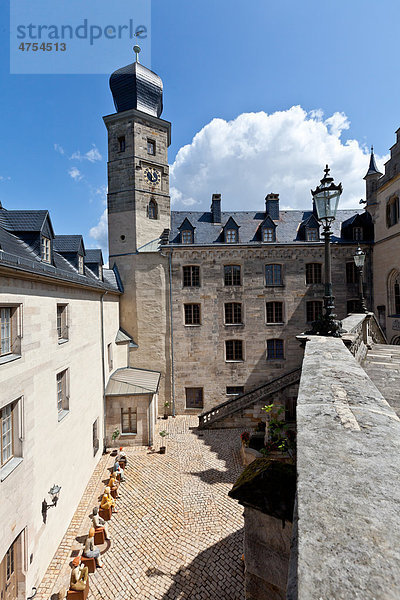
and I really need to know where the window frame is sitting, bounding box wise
[184,303,201,326]
[306,228,319,242]
[56,369,69,420]
[121,407,137,434]
[1,403,13,467]
[224,265,241,286]
[224,302,243,325]
[306,300,323,323]
[118,136,126,153]
[265,264,283,287]
[182,265,200,288]
[41,236,51,263]
[226,386,244,396]
[57,304,68,343]
[225,339,244,362]
[0,305,21,363]
[185,388,204,409]
[0,307,12,357]
[225,229,238,243]
[148,199,158,220]
[386,196,399,228]
[305,263,322,285]
[78,255,84,275]
[262,228,275,242]
[147,139,156,156]
[92,418,99,456]
[107,343,113,371]
[266,339,284,360]
[266,301,284,324]
[353,227,363,241]
[181,230,193,244]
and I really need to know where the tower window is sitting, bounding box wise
[386,196,399,228]
[118,136,126,152]
[147,139,156,155]
[148,199,158,220]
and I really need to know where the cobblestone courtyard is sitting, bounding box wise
[37,417,245,600]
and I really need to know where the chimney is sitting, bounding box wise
[211,193,222,223]
[265,194,280,220]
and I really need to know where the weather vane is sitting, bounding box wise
[133,30,145,63]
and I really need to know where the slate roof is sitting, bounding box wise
[85,249,103,265]
[109,61,163,117]
[54,235,85,254]
[169,209,366,245]
[1,209,50,232]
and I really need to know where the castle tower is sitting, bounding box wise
[104,47,172,408]
[364,146,382,215]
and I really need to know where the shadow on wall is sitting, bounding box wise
[156,529,245,600]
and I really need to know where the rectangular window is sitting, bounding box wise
[184,304,201,325]
[266,302,283,324]
[121,407,137,434]
[262,228,274,242]
[225,340,243,361]
[78,255,84,274]
[266,339,284,360]
[306,228,319,241]
[224,303,242,324]
[1,404,13,466]
[306,263,322,284]
[306,300,323,322]
[118,136,126,152]
[6,543,14,581]
[181,230,193,244]
[226,386,244,396]
[147,139,156,155]
[225,229,238,243]
[93,418,99,456]
[265,264,282,286]
[57,304,68,342]
[107,343,113,371]
[41,236,51,263]
[183,265,200,287]
[56,369,69,418]
[346,262,357,284]
[185,388,204,409]
[285,397,296,422]
[353,227,363,241]
[0,308,12,356]
[224,265,241,286]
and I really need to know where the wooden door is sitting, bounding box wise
[0,541,18,600]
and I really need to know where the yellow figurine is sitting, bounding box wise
[100,486,116,511]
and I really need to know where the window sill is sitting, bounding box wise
[185,407,204,411]
[58,338,69,345]
[0,353,21,366]
[225,360,244,363]
[120,433,137,437]
[1,457,23,481]
[184,324,202,327]
[58,409,70,422]
[224,323,244,327]
[265,323,285,326]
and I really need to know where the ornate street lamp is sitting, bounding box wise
[41,484,62,523]
[353,246,368,313]
[310,165,344,337]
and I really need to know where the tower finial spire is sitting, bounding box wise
[133,44,141,63]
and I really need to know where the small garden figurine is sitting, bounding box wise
[240,431,250,447]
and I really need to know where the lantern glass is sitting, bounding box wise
[353,247,365,268]
[314,188,341,222]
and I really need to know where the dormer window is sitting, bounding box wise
[226,229,238,243]
[306,228,319,241]
[262,228,275,242]
[181,231,193,244]
[148,199,158,220]
[41,236,51,263]
[78,255,84,274]
[353,227,363,241]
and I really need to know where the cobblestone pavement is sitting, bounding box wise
[37,416,245,600]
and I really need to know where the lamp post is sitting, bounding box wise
[310,165,344,337]
[41,484,61,523]
[353,246,368,313]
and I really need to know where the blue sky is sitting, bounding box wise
[1,0,400,256]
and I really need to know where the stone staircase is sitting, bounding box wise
[198,367,302,429]
[363,343,400,417]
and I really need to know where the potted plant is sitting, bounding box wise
[163,401,170,420]
[110,428,120,454]
[159,430,168,454]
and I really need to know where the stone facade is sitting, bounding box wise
[0,270,123,598]
[366,129,400,344]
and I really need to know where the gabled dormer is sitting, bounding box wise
[259,215,277,243]
[223,217,240,243]
[54,235,86,274]
[84,249,104,280]
[298,213,320,241]
[178,218,195,244]
[341,212,374,242]
[1,209,55,264]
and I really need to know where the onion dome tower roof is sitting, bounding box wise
[109,46,163,117]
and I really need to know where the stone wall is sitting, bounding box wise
[289,334,400,599]
[106,393,151,447]
[169,244,369,414]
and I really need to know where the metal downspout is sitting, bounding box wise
[100,291,108,453]
[169,250,176,417]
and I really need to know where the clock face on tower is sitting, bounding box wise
[144,167,161,186]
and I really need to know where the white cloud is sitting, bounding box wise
[0,176,11,182]
[68,167,83,181]
[170,106,387,211]
[54,143,65,155]
[89,209,108,253]
[71,144,102,163]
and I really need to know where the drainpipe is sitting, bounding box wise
[100,291,108,453]
[168,250,176,417]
